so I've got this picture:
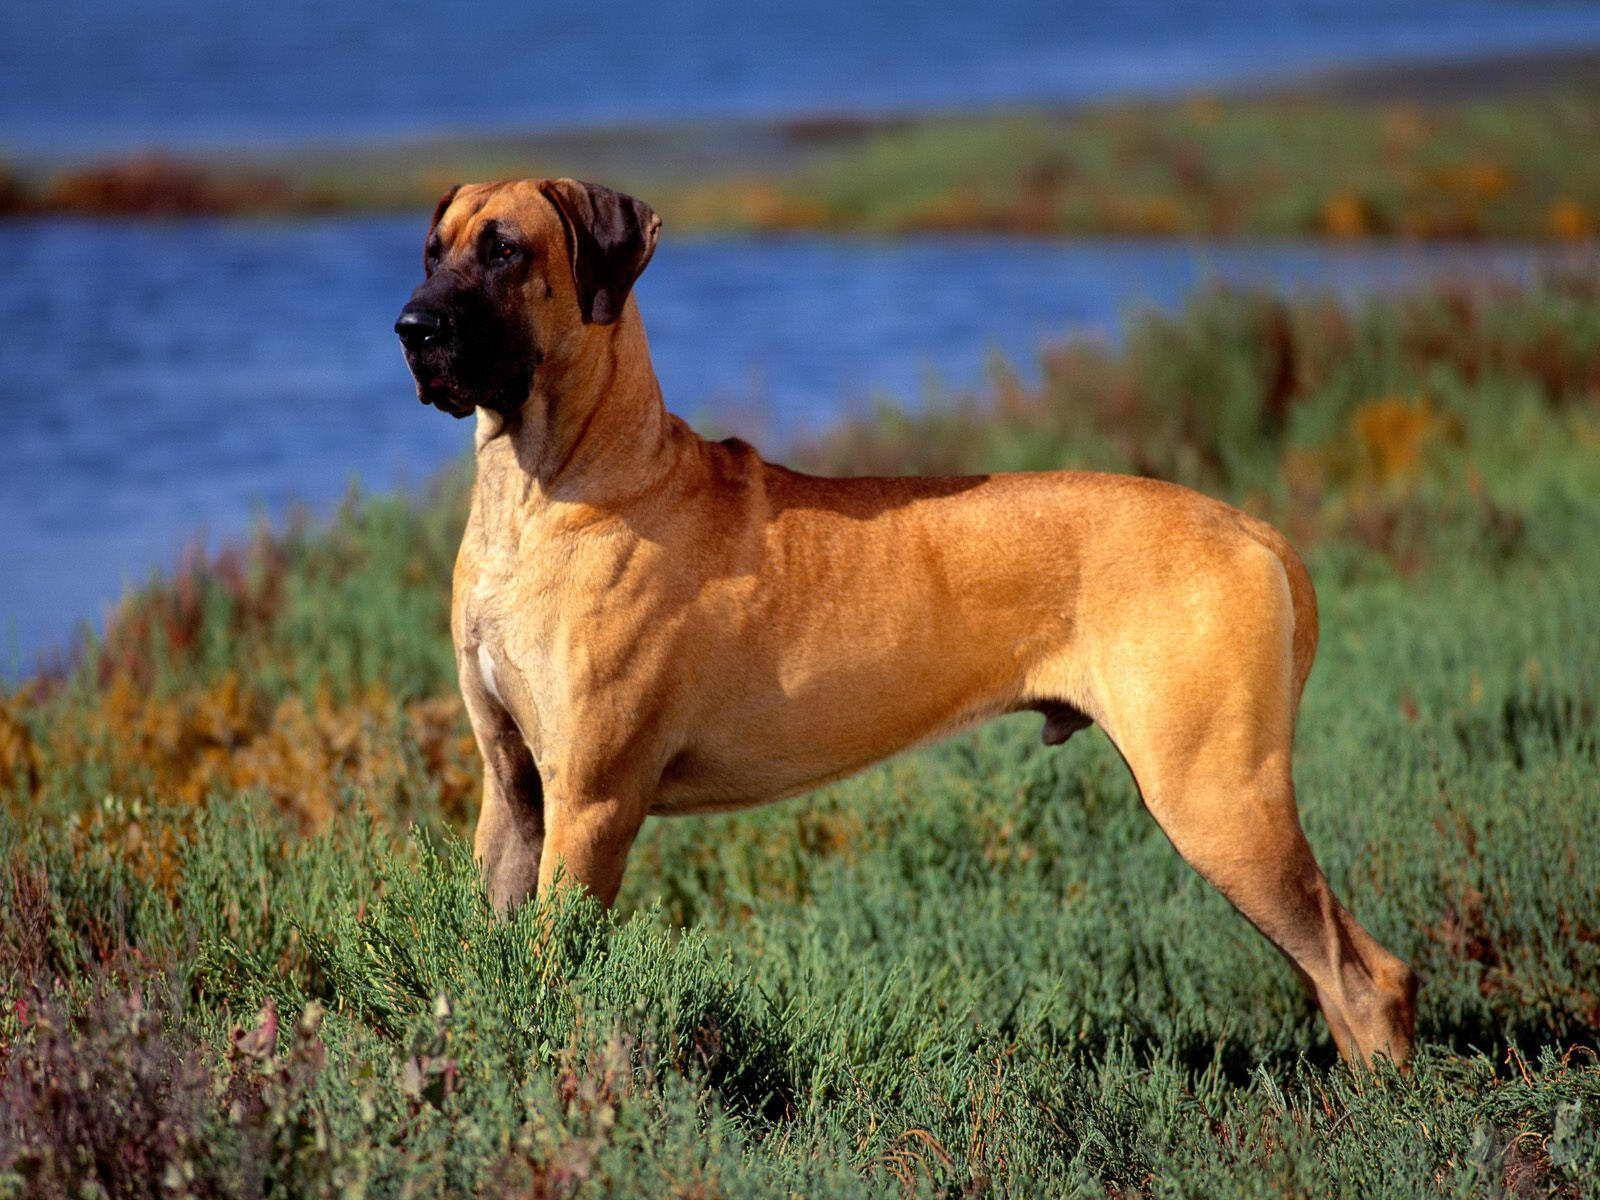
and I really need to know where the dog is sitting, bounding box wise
[394,177,1418,1068]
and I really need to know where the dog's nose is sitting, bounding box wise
[394,305,446,349]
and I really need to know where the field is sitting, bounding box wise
[3,277,1600,1196]
[6,50,1600,241]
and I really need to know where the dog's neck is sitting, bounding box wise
[474,302,685,511]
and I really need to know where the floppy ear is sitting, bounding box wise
[538,178,661,325]
[427,184,460,235]
[423,184,460,266]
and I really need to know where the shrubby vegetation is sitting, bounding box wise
[3,278,1598,1196]
[672,90,1600,240]
[6,81,1600,239]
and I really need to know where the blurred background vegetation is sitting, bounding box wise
[9,68,1600,242]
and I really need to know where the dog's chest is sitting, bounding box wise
[458,547,561,727]
[456,527,616,746]
[456,492,674,759]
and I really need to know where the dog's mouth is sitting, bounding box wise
[410,366,534,420]
[400,320,536,420]
[416,373,476,418]
[405,358,477,419]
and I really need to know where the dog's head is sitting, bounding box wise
[395,178,661,418]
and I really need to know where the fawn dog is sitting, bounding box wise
[394,178,1418,1067]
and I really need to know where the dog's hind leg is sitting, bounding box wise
[1093,547,1416,1067]
[1120,748,1416,1067]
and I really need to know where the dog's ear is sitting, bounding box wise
[538,178,661,325]
[423,184,460,268]
[427,184,460,236]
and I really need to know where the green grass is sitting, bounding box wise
[10,76,1600,240]
[3,280,1599,1196]
[736,90,1600,239]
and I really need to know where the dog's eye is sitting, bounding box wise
[493,238,520,263]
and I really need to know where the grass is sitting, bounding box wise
[667,91,1600,240]
[3,278,1599,1196]
[7,70,1600,241]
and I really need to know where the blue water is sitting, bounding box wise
[6,0,1600,153]
[0,216,1579,672]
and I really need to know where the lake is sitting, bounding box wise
[7,0,1600,154]
[2,217,1584,672]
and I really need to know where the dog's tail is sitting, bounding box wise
[1237,514,1320,713]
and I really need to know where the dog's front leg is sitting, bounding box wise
[537,783,649,909]
[461,661,545,914]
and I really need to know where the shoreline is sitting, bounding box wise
[1247,43,1600,103]
[11,44,1600,168]
[2,45,1598,239]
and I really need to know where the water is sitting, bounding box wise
[6,0,1600,154]
[0,216,1578,672]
